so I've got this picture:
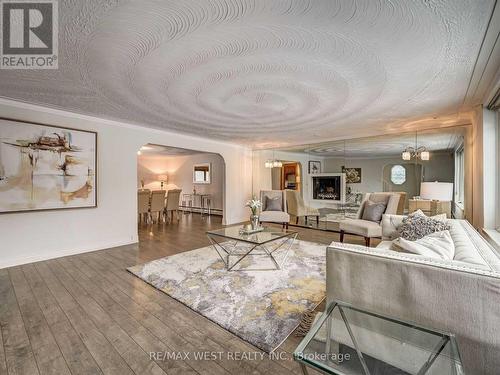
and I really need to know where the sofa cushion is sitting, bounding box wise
[397,212,450,241]
[339,218,382,237]
[361,201,386,222]
[382,212,446,240]
[392,230,455,260]
[381,215,500,270]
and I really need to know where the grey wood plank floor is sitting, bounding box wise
[0,214,369,375]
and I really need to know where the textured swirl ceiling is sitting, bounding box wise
[280,127,466,157]
[0,0,495,147]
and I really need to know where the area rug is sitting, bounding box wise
[127,239,326,352]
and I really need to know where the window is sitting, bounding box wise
[391,165,406,185]
[455,145,465,207]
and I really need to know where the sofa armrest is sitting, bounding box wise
[326,242,500,375]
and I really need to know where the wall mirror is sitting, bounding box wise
[193,163,211,184]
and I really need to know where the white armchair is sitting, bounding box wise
[339,192,403,246]
[259,190,290,229]
[285,189,320,225]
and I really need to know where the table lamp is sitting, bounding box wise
[420,182,453,201]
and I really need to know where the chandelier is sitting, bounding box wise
[402,146,429,161]
[265,159,282,168]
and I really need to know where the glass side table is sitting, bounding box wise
[294,301,464,375]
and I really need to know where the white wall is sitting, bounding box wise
[138,153,225,210]
[323,154,455,193]
[0,99,252,269]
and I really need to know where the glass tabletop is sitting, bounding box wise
[206,225,297,245]
[294,301,464,375]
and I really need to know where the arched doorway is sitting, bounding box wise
[136,143,226,229]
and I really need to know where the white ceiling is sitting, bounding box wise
[281,127,466,158]
[138,144,202,157]
[0,0,497,147]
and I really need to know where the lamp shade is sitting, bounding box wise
[420,182,453,201]
[158,174,168,182]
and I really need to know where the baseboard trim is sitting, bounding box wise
[0,239,138,270]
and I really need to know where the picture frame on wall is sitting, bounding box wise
[342,166,362,183]
[0,118,97,213]
[308,160,321,174]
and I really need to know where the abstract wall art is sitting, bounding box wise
[0,118,97,213]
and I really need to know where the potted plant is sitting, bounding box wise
[245,196,262,229]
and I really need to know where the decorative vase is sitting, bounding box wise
[250,214,259,230]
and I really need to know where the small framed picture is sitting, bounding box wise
[308,161,321,174]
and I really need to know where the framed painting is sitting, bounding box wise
[0,118,97,213]
[342,167,362,183]
[308,160,321,174]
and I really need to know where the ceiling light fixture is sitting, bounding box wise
[265,150,282,168]
[401,146,429,161]
[265,159,282,168]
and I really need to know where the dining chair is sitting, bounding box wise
[137,190,151,223]
[165,189,182,223]
[150,190,166,223]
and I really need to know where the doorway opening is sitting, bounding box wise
[136,144,225,228]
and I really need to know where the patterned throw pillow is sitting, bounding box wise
[397,212,450,241]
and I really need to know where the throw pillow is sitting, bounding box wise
[397,214,450,241]
[361,201,386,222]
[265,196,282,211]
[392,230,455,260]
[411,209,447,222]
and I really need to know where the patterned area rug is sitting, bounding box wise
[127,239,326,352]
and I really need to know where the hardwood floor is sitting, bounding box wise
[0,214,368,375]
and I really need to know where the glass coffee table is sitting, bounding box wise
[206,225,298,271]
[294,301,464,375]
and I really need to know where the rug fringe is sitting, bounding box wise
[295,309,320,337]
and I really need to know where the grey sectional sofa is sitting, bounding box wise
[326,215,500,374]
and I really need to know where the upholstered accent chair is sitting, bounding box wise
[285,189,320,225]
[339,192,403,246]
[259,190,290,229]
[392,191,407,214]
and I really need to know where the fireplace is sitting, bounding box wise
[311,173,346,203]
